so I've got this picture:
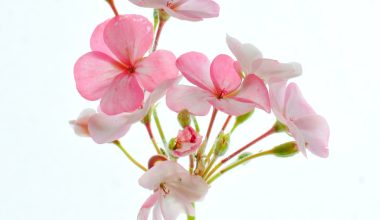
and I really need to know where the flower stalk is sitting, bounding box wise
[113,140,147,172]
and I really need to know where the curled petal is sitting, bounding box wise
[74,52,124,101]
[284,83,316,120]
[135,50,178,92]
[70,109,96,137]
[138,192,160,220]
[251,59,302,83]
[166,85,212,116]
[165,0,220,21]
[104,15,153,65]
[210,54,242,94]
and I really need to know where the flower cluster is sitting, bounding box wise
[71,1,329,219]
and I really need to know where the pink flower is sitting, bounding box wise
[74,15,178,115]
[269,82,330,157]
[171,126,202,157]
[88,76,182,144]
[226,35,302,83]
[166,52,270,116]
[69,109,96,137]
[129,0,220,21]
[138,161,208,220]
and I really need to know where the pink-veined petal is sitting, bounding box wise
[104,15,153,65]
[74,52,124,101]
[269,81,287,122]
[138,192,161,220]
[166,85,212,116]
[234,74,270,113]
[284,83,316,120]
[291,115,330,158]
[90,19,116,59]
[100,74,144,115]
[135,50,178,92]
[226,35,262,73]
[251,59,302,83]
[165,0,219,21]
[176,52,214,92]
[210,54,242,94]
[208,97,255,116]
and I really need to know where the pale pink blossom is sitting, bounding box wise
[166,52,270,116]
[129,0,220,21]
[88,76,182,144]
[69,109,96,137]
[171,126,202,157]
[138,161,208,220]
[269,82,330,157]
[74,15,178,115]
[226,35,302,83]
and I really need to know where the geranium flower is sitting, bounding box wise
[74,15,178,115]
[166,52,270,116]
[88,76,182,144]
[128,0,220,21]
[170,126,202,157]
[69,109,96,137]
[226,35,302,83]
[138,161,208,220]
[269,82,330,157]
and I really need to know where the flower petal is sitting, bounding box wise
[210,54,242,94]
[226,35,262,73]
[128,0,167,8]
[251,59,302,83]
[100,74,144,115]
[165,0,220,21]
[176,52,214,92]
[104,15,153,65]
[168,173,208,202]
[269,81,287,122]
[138,192,160,220]
[70,109,96,137]
[90,19,116,59]
[284,83,316,120]
[145,76,183,107]
[209,97,254,116]
[234,74,270,113]
[74,52,124,101]
[153,203,163,220]
[135,50,178,92]
[159,195,183,220]
[166,85,212,116]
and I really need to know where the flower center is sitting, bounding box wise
[160,183,170,195]
[166,0,176,9]
[217,89,228,99]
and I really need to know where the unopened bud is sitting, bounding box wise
[214,133,230,157]
[231,110,254,133]
[272,142,298,157]
[177,109,191,128]
[272,120,288,133]
[158,9,170,22]
[168,138,177,151]
[148,155,168,169]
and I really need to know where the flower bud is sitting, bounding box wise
[272,120,288,133]
[170,126,202,157]
[177,109,191,128]
[214,133,230,157]
[148,155,168,169]
[272,142,298,157]
[231,110,254,133]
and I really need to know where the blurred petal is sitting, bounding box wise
[90,19,116,59]
[176,52,214,92]
[135,50,178,92]
[166,0,219,21]
[70,109,96,137]
[138,192,160,220]
[100,74,144,115]
[226,35,262,73]
[145,76,183,107]
[159,196,183,220]
[210,54,241,94]
[104,15,153,65]
[284,83,316,120]
[129,0,166,8]
[251,59,302,83]
[74,52,124,101]
[209,97,255,116]
[269,81,287,122]
[166,85,211,116]
[168,173,208,202]
[153,203,163,220]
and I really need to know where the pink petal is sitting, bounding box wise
[168,173,208,202]
[291,115,330,158]
[138,192,160,220]
[284,83,316,120]
[135,50,178,92]
[159,196,183,220]
[145,76,183,107]
[74,52,124,101]
[128,0,167,8]
[164,0,220,21]
[210,54,242,94]
[153,203,163,220]
[87,113,132,144]
[251,59,302,83]
[70,109,96,137]
[226,35,262,73]
[208,97,255,116]
[234,74,270,113]
[103,15,153,65]
[100,74,144,115]
[176,52,214,92]
[90,19,116,59]
[166,85,212,116]
[269,81,287,122]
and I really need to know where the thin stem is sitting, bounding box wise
[189,154,194,174]
[202,155,217,178]
[207,149,273,185]
[113,140,147,172]
[221,115,232,132]
[145,123,162,155]
[152,19,166,52]
[192,115,200,133]
[106,0,119,16]
[196,108,218,160]
[152,107,167,147]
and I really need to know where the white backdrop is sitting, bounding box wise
[1,0,379,219]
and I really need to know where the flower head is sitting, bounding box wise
[166,52,270,116]
[129,0,220,21]
[74,15,178,115]
[170,126,202,157]
[269,82,330,157]
[138,161,208,220]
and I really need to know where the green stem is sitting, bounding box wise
[113,140,147,172]
[192,115,200,133]
[152,107,167,147]
[207,149,273,184]
[145,123,162,155]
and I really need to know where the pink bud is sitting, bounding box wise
[171,126,202,157]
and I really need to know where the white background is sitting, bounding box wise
[1,0,379,219]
